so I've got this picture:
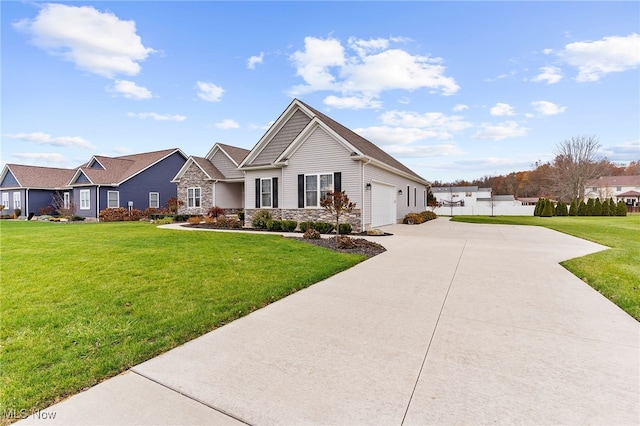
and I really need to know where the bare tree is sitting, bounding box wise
[550,135,605,202]
[320,191,356,236]
[51,191,77,218]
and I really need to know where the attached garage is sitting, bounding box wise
[371,181,396,227]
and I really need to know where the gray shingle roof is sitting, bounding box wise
[4,164,75,189]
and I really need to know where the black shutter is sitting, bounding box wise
[334,172,342,193]
[298,174,304,208]
[272,177,278,208]
[255,178,261,208]
[407,185,410,207]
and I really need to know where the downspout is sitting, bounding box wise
[96,185,100,220]
[362,159,371,231]
[26,188,29,218]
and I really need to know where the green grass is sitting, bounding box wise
[451,215,640,321]
[0,221,365,420]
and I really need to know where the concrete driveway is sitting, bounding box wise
[20,218,640,425]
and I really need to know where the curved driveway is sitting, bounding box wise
[21,218,640,425]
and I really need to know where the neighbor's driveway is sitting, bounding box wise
[20,218,640,425]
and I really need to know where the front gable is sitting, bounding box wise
[87,157,105,169]
[209,149,244,179]
[70,170,93,185]
[0,168,20,188]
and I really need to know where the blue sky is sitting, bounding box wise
[2,1,639,182]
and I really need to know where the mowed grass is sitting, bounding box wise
[451,215,640,321]
[0,221,365,419]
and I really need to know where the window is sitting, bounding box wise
[465,192,472,197]
[80,190,90,210]
[13,192,21,209]
[305,174,333,207]
[107,191,119,208]
[261,178,272,207]
[2,193,9,209]
[616,186,622,191]
[149,192,159,209]
[63,192,70,209]
[255,178,278,208]
[187,187,201,208]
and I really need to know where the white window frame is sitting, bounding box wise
[13,192,21,209]
[107,191,119,208]
[304,173,333,208]
[63,192,70,209]
[260,178,272,208]
[149,192,159,209]
[2,193,9,209]
[80,189,90,210]
[187,187,201,208]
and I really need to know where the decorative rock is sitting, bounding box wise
[367,228,385,236]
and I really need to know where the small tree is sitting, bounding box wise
[51,191,76,218]
[593,198,603,216]
[320,191,356,236]
[616,200,628,216]
[541,199,555,217]
[569,199,578,216]
[166,197,184,214]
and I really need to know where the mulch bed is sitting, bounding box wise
[287,236,386,258]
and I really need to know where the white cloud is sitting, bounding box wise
[530,100,567,116]
[127,112,186,121]
[13,3,154,78]
[214,119,240,129]
[197,81,224,102]
[110,80,152,100]
[289,36,459,102]
[247,52,264,70]
[531,66,563,84]
[355,126,447,146]
[4,132,94,149]
[11,152,67,164]
[556,33,640,82]
[324,95,382,109]
[490,103,516,117]
[383,143,465,158]
[379,110,472,138]
[453,104,468,112]
[472,121,528,140]
[601,140,640,162]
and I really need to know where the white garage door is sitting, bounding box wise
[371,182,396,227]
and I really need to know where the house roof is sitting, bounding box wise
[192,156,225,180]
[215,143,250,165]
[617,190,640,197]
[431,186,480,193]
[239,99,427,184]
[71,148,185,186]
[1,164,75,189]
[586,175,640,187]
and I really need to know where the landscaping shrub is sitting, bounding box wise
[71,216,85,221]
[252,209,272,229]
[282,220,298,232]
[174,214,189,222]
[14,208,22,218]
[577,201,588,216]
[312,222,334,234]
[299,221,313,232]
[303,228,321,239]
[555,201,568,216]
[187,216,203,225]
[155,216,174,225]
[569,199,578,216]
[38,206,54,216]
[208,206,225,218]
[204,216,217,224]
[541,199,555,217]
[238,211,245,222]
[403,213,424,224]
[338,223,352,235]
[419,211,437,221]
[617,200,628,216]
[336,235,355,248]
[99,208,144,222]
[266,219,283,231]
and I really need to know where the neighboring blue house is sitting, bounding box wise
[0,164,76,217]
[68,148,187,219]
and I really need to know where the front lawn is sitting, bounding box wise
[0,221,366,420]
[451,215,640,321]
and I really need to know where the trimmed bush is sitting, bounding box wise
[282,220,298,232]
[312,222,334,234]
[569,199,578,216]
[174,214,189,222]
[252,209,272,229]
[403,213,424,224]
[299,221,313,232]
[207,206,225,218]
[187,216,203,225]
[616,200,628,216]
[541,199,555,217]
[336,235,355,248]
[338,223,352,235]
[266,219,283,231]
[99,208,144,222]
[419,211,437,221]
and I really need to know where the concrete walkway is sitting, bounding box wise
[20,219,640,425]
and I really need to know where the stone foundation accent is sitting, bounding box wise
[244,208,362,233]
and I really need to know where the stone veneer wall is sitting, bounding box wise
[176,166,211,216]
[244,208,362,233]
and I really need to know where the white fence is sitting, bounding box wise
[433,204,535,216]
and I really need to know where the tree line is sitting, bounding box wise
[432,136,639,201]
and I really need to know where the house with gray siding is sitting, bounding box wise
[0,164,76,217]
[67,148,187,219]
[172,143,250,215]
[175,99,430,231]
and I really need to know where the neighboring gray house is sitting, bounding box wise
[585,175,640,207]
[172,143,250,215]
[0,164,76,217]
[174,99,430,231]
[67,148,188,219]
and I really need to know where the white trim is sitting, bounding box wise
[107,190,119,208]
[13,191,21,209]
[149,192,159,209]
[64,192,70,209]
[303,172,333,208]
[1,192,9,209]
[80,189,90,210]
[260,178,273,208]
[187,187,201,208]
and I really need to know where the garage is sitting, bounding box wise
[371,182,396,227]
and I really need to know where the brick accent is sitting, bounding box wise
[244,208,362,232]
